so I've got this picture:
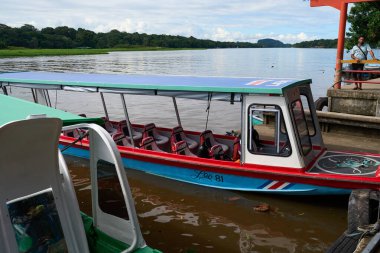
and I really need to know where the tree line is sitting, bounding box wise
[0,23,337,50]
[293,39,338,48]
[0,24,262,49]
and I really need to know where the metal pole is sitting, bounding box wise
[41,89,49,106]
[276,111,280,154]
[120,94,135,148]
[45,89,52,107]
[333,2,348,90]
[100,92,109,119]
[31,89,37,102]
[240,96,244,164]
[172,97,182,127]
[1,84,8,95]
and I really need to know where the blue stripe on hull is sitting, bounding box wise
[61,145,350,196]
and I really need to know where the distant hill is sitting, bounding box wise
[293,39,338,48]
[257,38,291,48]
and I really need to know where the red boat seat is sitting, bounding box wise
[142,123,169,146]
[200,130,229,153]
[112,132,133,147]
[115,120,142,140]
[120,125,143,141]
[209,145,224,160]
[62,129,88,139]
[170,126,198,152]
[140,137,164,152]
[101,117,117,134]
[173,140,196,157]
[232,138,241,161]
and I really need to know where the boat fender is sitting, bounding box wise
[315,97,328,111]
[347,190,371,234]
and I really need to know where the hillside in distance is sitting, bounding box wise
[0,24,335,50]
[293,39,338,48]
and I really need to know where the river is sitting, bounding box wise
[2,48,376,252]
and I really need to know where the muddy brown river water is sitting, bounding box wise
[67,155,348,253]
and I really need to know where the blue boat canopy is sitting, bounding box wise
[0,72,311,97]
[0,94,103,126]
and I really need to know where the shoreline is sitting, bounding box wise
[0,47,205,58]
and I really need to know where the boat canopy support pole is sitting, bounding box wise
[120,94,135,148]
[1,83,8,96]
[275,112,281,154]
[100,92,109,119]
[31,89,37,103]
[172,97,182,127]
[240,98,245,164]
[45,89,52,107]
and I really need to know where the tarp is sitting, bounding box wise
[0,94,104,126]
[0,71,311,95]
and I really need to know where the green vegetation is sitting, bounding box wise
[6,15,378,58]
[0,48,108,57]
[293,39,338,48]
[0,24,261,51]
[257,39,291,48]
[0,47,201,58]
[346,2,380,49]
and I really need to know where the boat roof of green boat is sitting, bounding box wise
[0,71,312,99]
[0,94,103,126]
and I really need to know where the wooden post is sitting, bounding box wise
[333,2,348,89]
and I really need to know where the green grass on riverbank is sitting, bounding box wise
[0,47,203,58]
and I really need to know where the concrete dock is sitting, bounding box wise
[327,78,380,117]
[311,77,380,138]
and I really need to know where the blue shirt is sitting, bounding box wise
[351,44,372,60]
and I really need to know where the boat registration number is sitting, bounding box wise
[193,171,224,182]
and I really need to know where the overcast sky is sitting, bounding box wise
[0,0,341,43]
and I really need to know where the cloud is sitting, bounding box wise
[91,19,148,34]
[202,27,318,43]
[0,0,339,43]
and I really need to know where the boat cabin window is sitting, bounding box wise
[97,160,129,220]
[290,100,312,155]
[6,189,68,252]
[300,94,316,136]
[248,104,291,157]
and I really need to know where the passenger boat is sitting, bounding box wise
[1,71,380,195]
[0,94,160,253]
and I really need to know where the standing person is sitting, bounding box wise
[350,36,378,90]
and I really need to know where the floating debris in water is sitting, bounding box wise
[253,203,270,212]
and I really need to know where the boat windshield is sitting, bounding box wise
[290,100,312,155]
[248,104,291,157]
[97,159,129,220]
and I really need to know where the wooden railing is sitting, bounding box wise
[341,59,380,64]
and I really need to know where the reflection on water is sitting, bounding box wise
[4,48,379,133]
[66,155,347,253]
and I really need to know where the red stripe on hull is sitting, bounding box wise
[268,181,285,190]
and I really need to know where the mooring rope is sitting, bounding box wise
[61,130,89,152]
[205,93,212,130]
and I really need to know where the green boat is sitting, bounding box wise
[0,94,161,253]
